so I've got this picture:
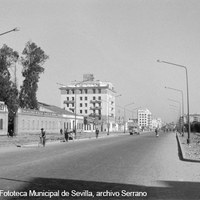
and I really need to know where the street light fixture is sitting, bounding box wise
[157,60,191,144]
[0,27,20,37]
[124,102,134,133]
[165,86,184,134]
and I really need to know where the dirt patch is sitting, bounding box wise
[178,132,200,161]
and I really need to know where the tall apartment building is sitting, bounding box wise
[137,109,152,129]
[59,74,116,131]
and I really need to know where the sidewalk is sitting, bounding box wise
[0,131,130,149]
[176,131,200,162]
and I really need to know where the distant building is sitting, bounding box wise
[59,74,117,132]
[0,101,8,135]
[152,118,162,129]
[183,114,200,123]
[137,109,152,129]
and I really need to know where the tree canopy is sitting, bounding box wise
[19,41,49,109]
[0,44,19,123]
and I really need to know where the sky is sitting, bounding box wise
[1,0,200,123]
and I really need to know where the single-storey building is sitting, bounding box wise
[14,102,84,135]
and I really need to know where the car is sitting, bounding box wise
[129,126,140,135]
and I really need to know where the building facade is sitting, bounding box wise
[0,101,8,135]
[60,74,116,132]
[137,109,152,130]
[14,102,84,135]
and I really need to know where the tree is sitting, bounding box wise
[0,44,19,127]
[19,41,49,109]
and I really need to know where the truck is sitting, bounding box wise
[127,120,140,135]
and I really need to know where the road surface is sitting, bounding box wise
[0,131,200,199]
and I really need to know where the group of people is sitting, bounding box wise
[60,127,100,141]
[63,128,75,142]
[39,127,101,147]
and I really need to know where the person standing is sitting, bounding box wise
[95,128,99,139]
[64,128,69,142]
[40,128,46,147]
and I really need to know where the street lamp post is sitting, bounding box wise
[165,86,184,134]
[0,28,19,37]
[132,106,141,119]
[123,102,134,133]
[157,60,190,144]
[168,99,182,132]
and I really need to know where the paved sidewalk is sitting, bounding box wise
[0,131,130,150]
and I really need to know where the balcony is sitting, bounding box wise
[90,100,101,104]
[90,106,102,110]
[69,108,75,112]
[63,100,75,104]
[89,113,101,118]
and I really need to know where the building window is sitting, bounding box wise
[80,110,82,114]
[80,97,83,101]
[85,89,88,94]
[98,96,101,100]
[85,110,88,114]
[85,103,87,107]
[93,96,96,100]
[85,97,87,100]
[67,97,69,100]
[67,103,69,107]
[98,89,101,94]
[80,103,82,107]
[93,89,96,94]
[72,97,74,100]
[66,90,69,94]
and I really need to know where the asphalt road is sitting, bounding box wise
[0,132,200,200]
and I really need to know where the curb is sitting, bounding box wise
[176,133,200,163]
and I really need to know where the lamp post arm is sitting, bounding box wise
[0,28,19,36]
[157,60,187,70]
[158,59,190,143]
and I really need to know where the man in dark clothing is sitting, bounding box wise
[95,128,99,138]
[40,128,46,147]
[64,128,69,142]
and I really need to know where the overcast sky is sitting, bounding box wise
[1,0,200,123]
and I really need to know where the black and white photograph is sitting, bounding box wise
[0,0,200,199]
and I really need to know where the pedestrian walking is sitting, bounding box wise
[60,128,63,135]
[64,128,69,142]
[95,128,99,138]
[40,128,46,147]
[155,128,159,137]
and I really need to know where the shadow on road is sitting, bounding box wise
[1,177,200,200]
